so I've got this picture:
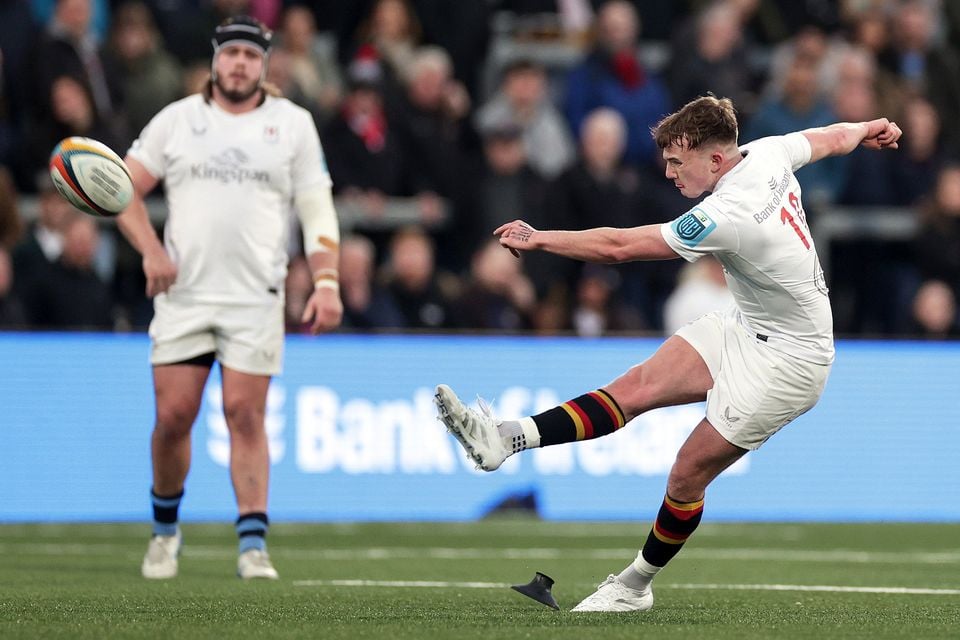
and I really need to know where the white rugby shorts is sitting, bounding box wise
[149,294,285,376]
[675,308,831,450]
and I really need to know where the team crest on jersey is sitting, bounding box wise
[263,125,279,143]
[672,207,717,247]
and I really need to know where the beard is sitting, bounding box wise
[214,74,261,103]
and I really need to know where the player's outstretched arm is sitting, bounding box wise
[801,118,902,164]
[495,220,679,263]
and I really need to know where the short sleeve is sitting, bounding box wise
[290,108,332,192]
[778,132,812,171]
[126,106,173,180]
[660,200,739,262]
[740,133,812,173]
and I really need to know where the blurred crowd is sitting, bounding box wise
[0,0,959,337]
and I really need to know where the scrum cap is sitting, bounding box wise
[212,15,272,55]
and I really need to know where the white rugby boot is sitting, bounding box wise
[141,530,181,579]
[571,574,654,612]
[237,549,279,580]
[434,384,509,471]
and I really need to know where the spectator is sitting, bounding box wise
[410,0,491,100]
[338,234,404,330]
[833,45,905,137]
[564,0,670,168]
[745,58,841,205]
[392,46,474,269]
[472,120,559,295]
[762,24,849,103]
[829,77,914,334]
[910,279,958,338]
[381,226,458,330]
[878,0,960,151]
[892,94,947,205]
[322,61,405,211]
[546,108,652,322]
[33,0,123,124]
[570,264,643,337]
[455,238,535,332]
[668,1,758,116]
[12,178,75,276]
[17,215,114,329]
[0,246,27,328]
[833,67,898,206]
[846,10,890,58]
[394,46,471,214]
[103,2,181,137]
[348,0,422,111]
[913,164,960,299]
[277,5,344,125]
[21,75,127,183]
[663,257,733,335]
[477,59,575,179]
[31,0,109,41]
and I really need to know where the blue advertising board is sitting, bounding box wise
[2,333,958,522]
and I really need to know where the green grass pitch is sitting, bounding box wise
[1,520,958,639]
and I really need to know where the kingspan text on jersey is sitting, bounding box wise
[190,163,271,184]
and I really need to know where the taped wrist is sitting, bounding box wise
[295,184,340,255]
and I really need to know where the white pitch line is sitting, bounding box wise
[292,579,960,596]
[2,543,960,565]
[294,579,511,589]
[668,583,960,596]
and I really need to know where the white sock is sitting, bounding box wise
[617,552,661,591]
[496,417,541,453]
[518,417,541,448]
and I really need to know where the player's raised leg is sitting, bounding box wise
[142,359,211,579]
[221,366,279,580]
[436,335,714,471]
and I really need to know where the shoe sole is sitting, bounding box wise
[434,385,486,470]
[238,571,280,580]
[570,594,653,612]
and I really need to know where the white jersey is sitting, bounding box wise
[660,133,834,364]
[128,93,331,304]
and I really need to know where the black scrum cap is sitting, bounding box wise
[212,15,272,55]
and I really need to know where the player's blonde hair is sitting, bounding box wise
[653,95,738,150]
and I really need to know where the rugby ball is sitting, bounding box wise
[49,137,134,217]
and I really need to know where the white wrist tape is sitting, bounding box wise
[295,183,340,255]
[313,267,339,290]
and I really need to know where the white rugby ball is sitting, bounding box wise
[49,137,134,217]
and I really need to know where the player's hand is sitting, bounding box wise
[143,249,177,297]
[861,118,902,150]
[301,286,343,335]
[494,219,539,258]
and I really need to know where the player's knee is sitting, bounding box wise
[154,402,198,440]
[222,400,265,438]
[667,458,708,502]
[611,364,667,415]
